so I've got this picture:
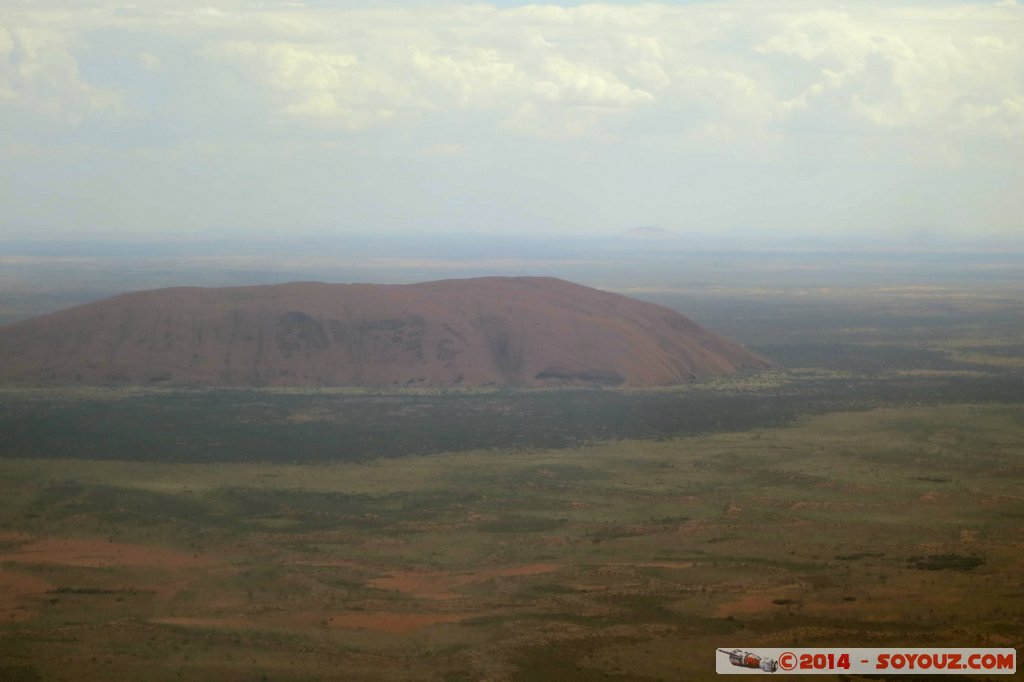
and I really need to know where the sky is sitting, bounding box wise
[1,0,1023,247]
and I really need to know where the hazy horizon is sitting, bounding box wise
[4,234,1024,327]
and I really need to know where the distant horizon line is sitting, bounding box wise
[2,231,1023,257]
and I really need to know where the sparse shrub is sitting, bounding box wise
[908,553,985,571]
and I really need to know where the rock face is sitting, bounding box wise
[0,277,770,387]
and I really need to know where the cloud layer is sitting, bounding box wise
[2,1,1022,240]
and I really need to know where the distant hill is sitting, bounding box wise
[0,277,770,387]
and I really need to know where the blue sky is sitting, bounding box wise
[1,1,1022,245]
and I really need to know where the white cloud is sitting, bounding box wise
[756,5,1024,137]
[0,24,123,124]
[1,1,1022,239]
[139,51,163,71]
[422,143,465,158]
[410,48,518,108]
[206,39,417,130]
[5,1,1021,141]
[535,55,654,108]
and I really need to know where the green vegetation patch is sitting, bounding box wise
[908,553,986,571]
[1,399,1023,680]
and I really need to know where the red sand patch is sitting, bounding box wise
[152,616,254,629]
[715,594,779,617]
[152,611,470,635]
[0,531,33,543]
[369,571,459,599]
[283,557,366,569]
[326,612,470,633]
[0,569,54,623]
[715,589,802,618]
[369,563,561,600]
[632,561,695,570]
[484,563,559,578]
[0,537,219,568]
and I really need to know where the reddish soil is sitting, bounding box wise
[151,611,471,635]
[0,276,770,387]
[150,616,254,629]
[0,531,33,543]
[325,612,471,633]
[0,537,220,568]
[370,563,561,600]
[484,563,560,578]
[0,570,53,623]
[714,594,780,617]
[369,571,461,600]
[631,561,695,570]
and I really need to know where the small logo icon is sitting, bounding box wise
[777,651,797,671]
[718,649,779,673]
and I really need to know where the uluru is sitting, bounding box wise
[0,276,769,387]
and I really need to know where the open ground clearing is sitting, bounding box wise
[1,404,1022,680]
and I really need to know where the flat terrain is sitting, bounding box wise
[1,283,1022,680]
[1,405,1022,681]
